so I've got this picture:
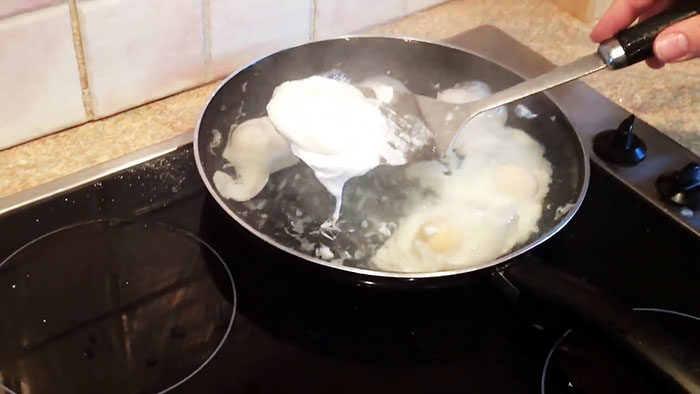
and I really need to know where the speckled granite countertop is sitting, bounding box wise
[1,0,698,199]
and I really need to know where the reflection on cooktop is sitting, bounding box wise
[0,220,235,394]
[542,309,700,394]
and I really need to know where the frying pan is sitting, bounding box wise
[193,18,700,394]
[195,37,588,278]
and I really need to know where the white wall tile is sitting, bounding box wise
[78,0,206,118]
[0,0,64,19]
[405,0,446,14]
[314,0,405,39]
[209,0,311,79]
[0,5,86,150]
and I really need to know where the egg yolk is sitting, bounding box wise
[493,164,539,198]
[416,218,463,254]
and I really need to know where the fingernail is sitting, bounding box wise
[655,33,689,62]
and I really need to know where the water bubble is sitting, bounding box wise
[82,348,94,359]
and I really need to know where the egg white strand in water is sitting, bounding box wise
[514,104,538,119]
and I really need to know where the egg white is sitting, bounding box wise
[372,81,552,273]
[214,116,299,202]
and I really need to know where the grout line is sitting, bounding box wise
[309,0,316,40]
[67,0,95,120]
[202,0,212,81]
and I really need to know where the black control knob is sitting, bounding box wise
[593,115,647,165]
[655,162,700,210]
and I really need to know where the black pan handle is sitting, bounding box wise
[501,256,700,394]
[599,0,700,68]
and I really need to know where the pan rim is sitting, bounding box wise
[193,34,591,279]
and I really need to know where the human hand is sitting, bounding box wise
[590,0,700,68]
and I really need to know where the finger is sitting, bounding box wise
[645,57,666,68]
[654,15,700,63]
[590,0,658,42]
[638,0,674,22]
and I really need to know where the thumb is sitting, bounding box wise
[653,15,700,63]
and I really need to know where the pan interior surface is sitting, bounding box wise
[196,37,587,277]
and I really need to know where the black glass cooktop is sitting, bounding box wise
[0,144,698,394]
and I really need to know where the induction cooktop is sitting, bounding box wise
[0,26,698,394]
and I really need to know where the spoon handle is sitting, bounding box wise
[602,0,700,69]
[470,53,606,117]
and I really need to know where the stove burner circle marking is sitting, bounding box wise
[540,329,572,394]
[540,307,700,394]
[156,229,236,394]
[0,219,237,394]
[632,307,700,322]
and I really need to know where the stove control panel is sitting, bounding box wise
[593,115,647,165]
[656,163,700,211]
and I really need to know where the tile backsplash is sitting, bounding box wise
[0,4,86,150]
[314,0,406,39]
[0,0,63,19]
[78,0,207,118]
[209,0,311,79]
[0,0,447,151]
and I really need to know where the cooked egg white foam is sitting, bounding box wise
[266,75,426,221]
